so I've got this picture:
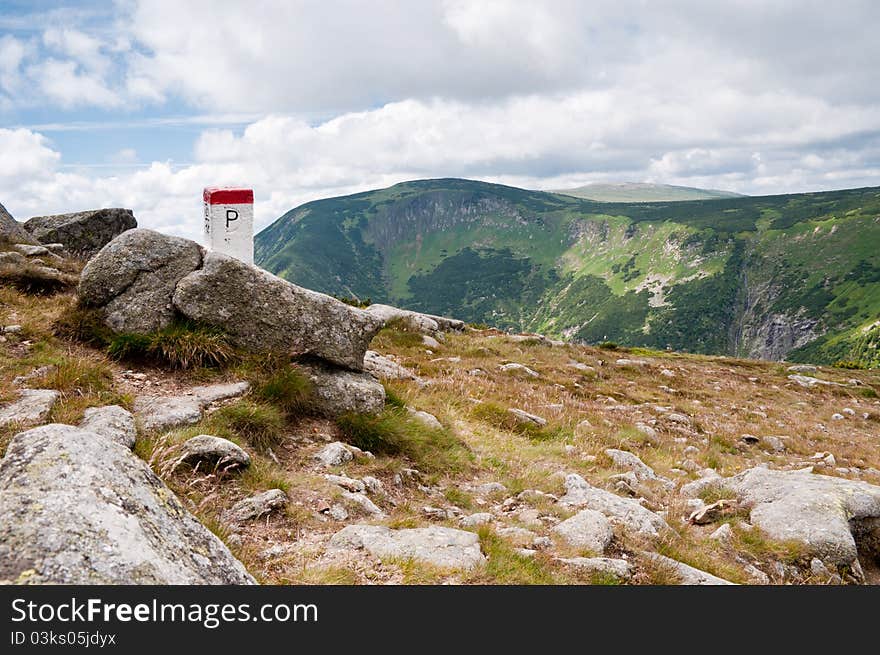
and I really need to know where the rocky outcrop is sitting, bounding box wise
[79,228,204,334]
[24,208,136,258]
[0,201,38,245]
[0,389,60,427]
[728,466,880,569]
[364,303,465,334]
[327,524,485,569]
[133,381,250,432]
[78,405,136,449]
[364,350,420,381]
[559,473,669,539]
[298,361,386,417]
[173,252,382,370]
[0,424,255,584]
[552,509,613,552]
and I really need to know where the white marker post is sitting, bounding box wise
[203,187,254,264]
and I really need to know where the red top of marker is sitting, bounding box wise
[203,187,254,205]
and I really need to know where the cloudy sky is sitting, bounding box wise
[1,0,878,240]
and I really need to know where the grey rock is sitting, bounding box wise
[474,482,507,497]
[644,553,736,585]
[743,563,770,584]
[665,412,691,425]
[810,557,831,578]
[552,509,613,552]
[559,473,669,539]
[499,362,540,377]
[328,505,349,521]
[0,389,60,427]
[12,243,50,257]
[532,536,554,549]
[634,422,659,443]
[364,303,465,333]
[191,381,251,405]
[79,405,137,449]
[710,523,733,542]
[496,526,538,545]
[364,350,419,381]
[24,208,136,257]
[0,424,255,584]
[0,201,38,244]
[508,407,547,426]
[459,512,494,527]
[556,557,632,580]
[177,435,251,471]
[763,436,786,452]
[173,252,382,370]
[406,407,442,430]
[314,442,354,467]
[364,303,439,333]
[361,476,384,495]
[324,474,366,493]
[787,364,817,373]
[3,324,22,333]
[79,228,203,334]
[222,489,288,525]
[422,334,441,349]
[134,395,202,432]
[788,374,842,388]
[729,466,880,567]
[616,358,647,366]
[134,382,250,433]
[327,525,484,569]
[299,361,385,417]
[605,448,668,484]
[680,473,728,499]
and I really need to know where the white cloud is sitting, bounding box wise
[1,1,879,235]
[29,58,123,108]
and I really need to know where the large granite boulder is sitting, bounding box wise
[173,252,383,370]
[79,228,204,334]
[0,424,255,584]
[24,208,136,258]
[298,361,386,417]
[729,466,880,569]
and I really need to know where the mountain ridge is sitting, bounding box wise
[552,181,746,202]
[255,178,880,367]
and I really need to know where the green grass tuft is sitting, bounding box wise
[252,366,314,415]
[105,320,238,370]
[335,407,469,473]
[52,305,113,347]
[212,400,286,451]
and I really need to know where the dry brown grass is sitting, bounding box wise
[3,280,880,585]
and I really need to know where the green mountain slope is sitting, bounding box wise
[553,182,746,202]
[256,178,880,366]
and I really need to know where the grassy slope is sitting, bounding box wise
[5,283,880,585]
[256,181,880,365]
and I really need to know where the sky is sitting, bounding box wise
[0,0,878,241]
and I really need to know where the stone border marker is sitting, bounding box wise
[203,187,254,264]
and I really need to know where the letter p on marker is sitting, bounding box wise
[203,187,254,265]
